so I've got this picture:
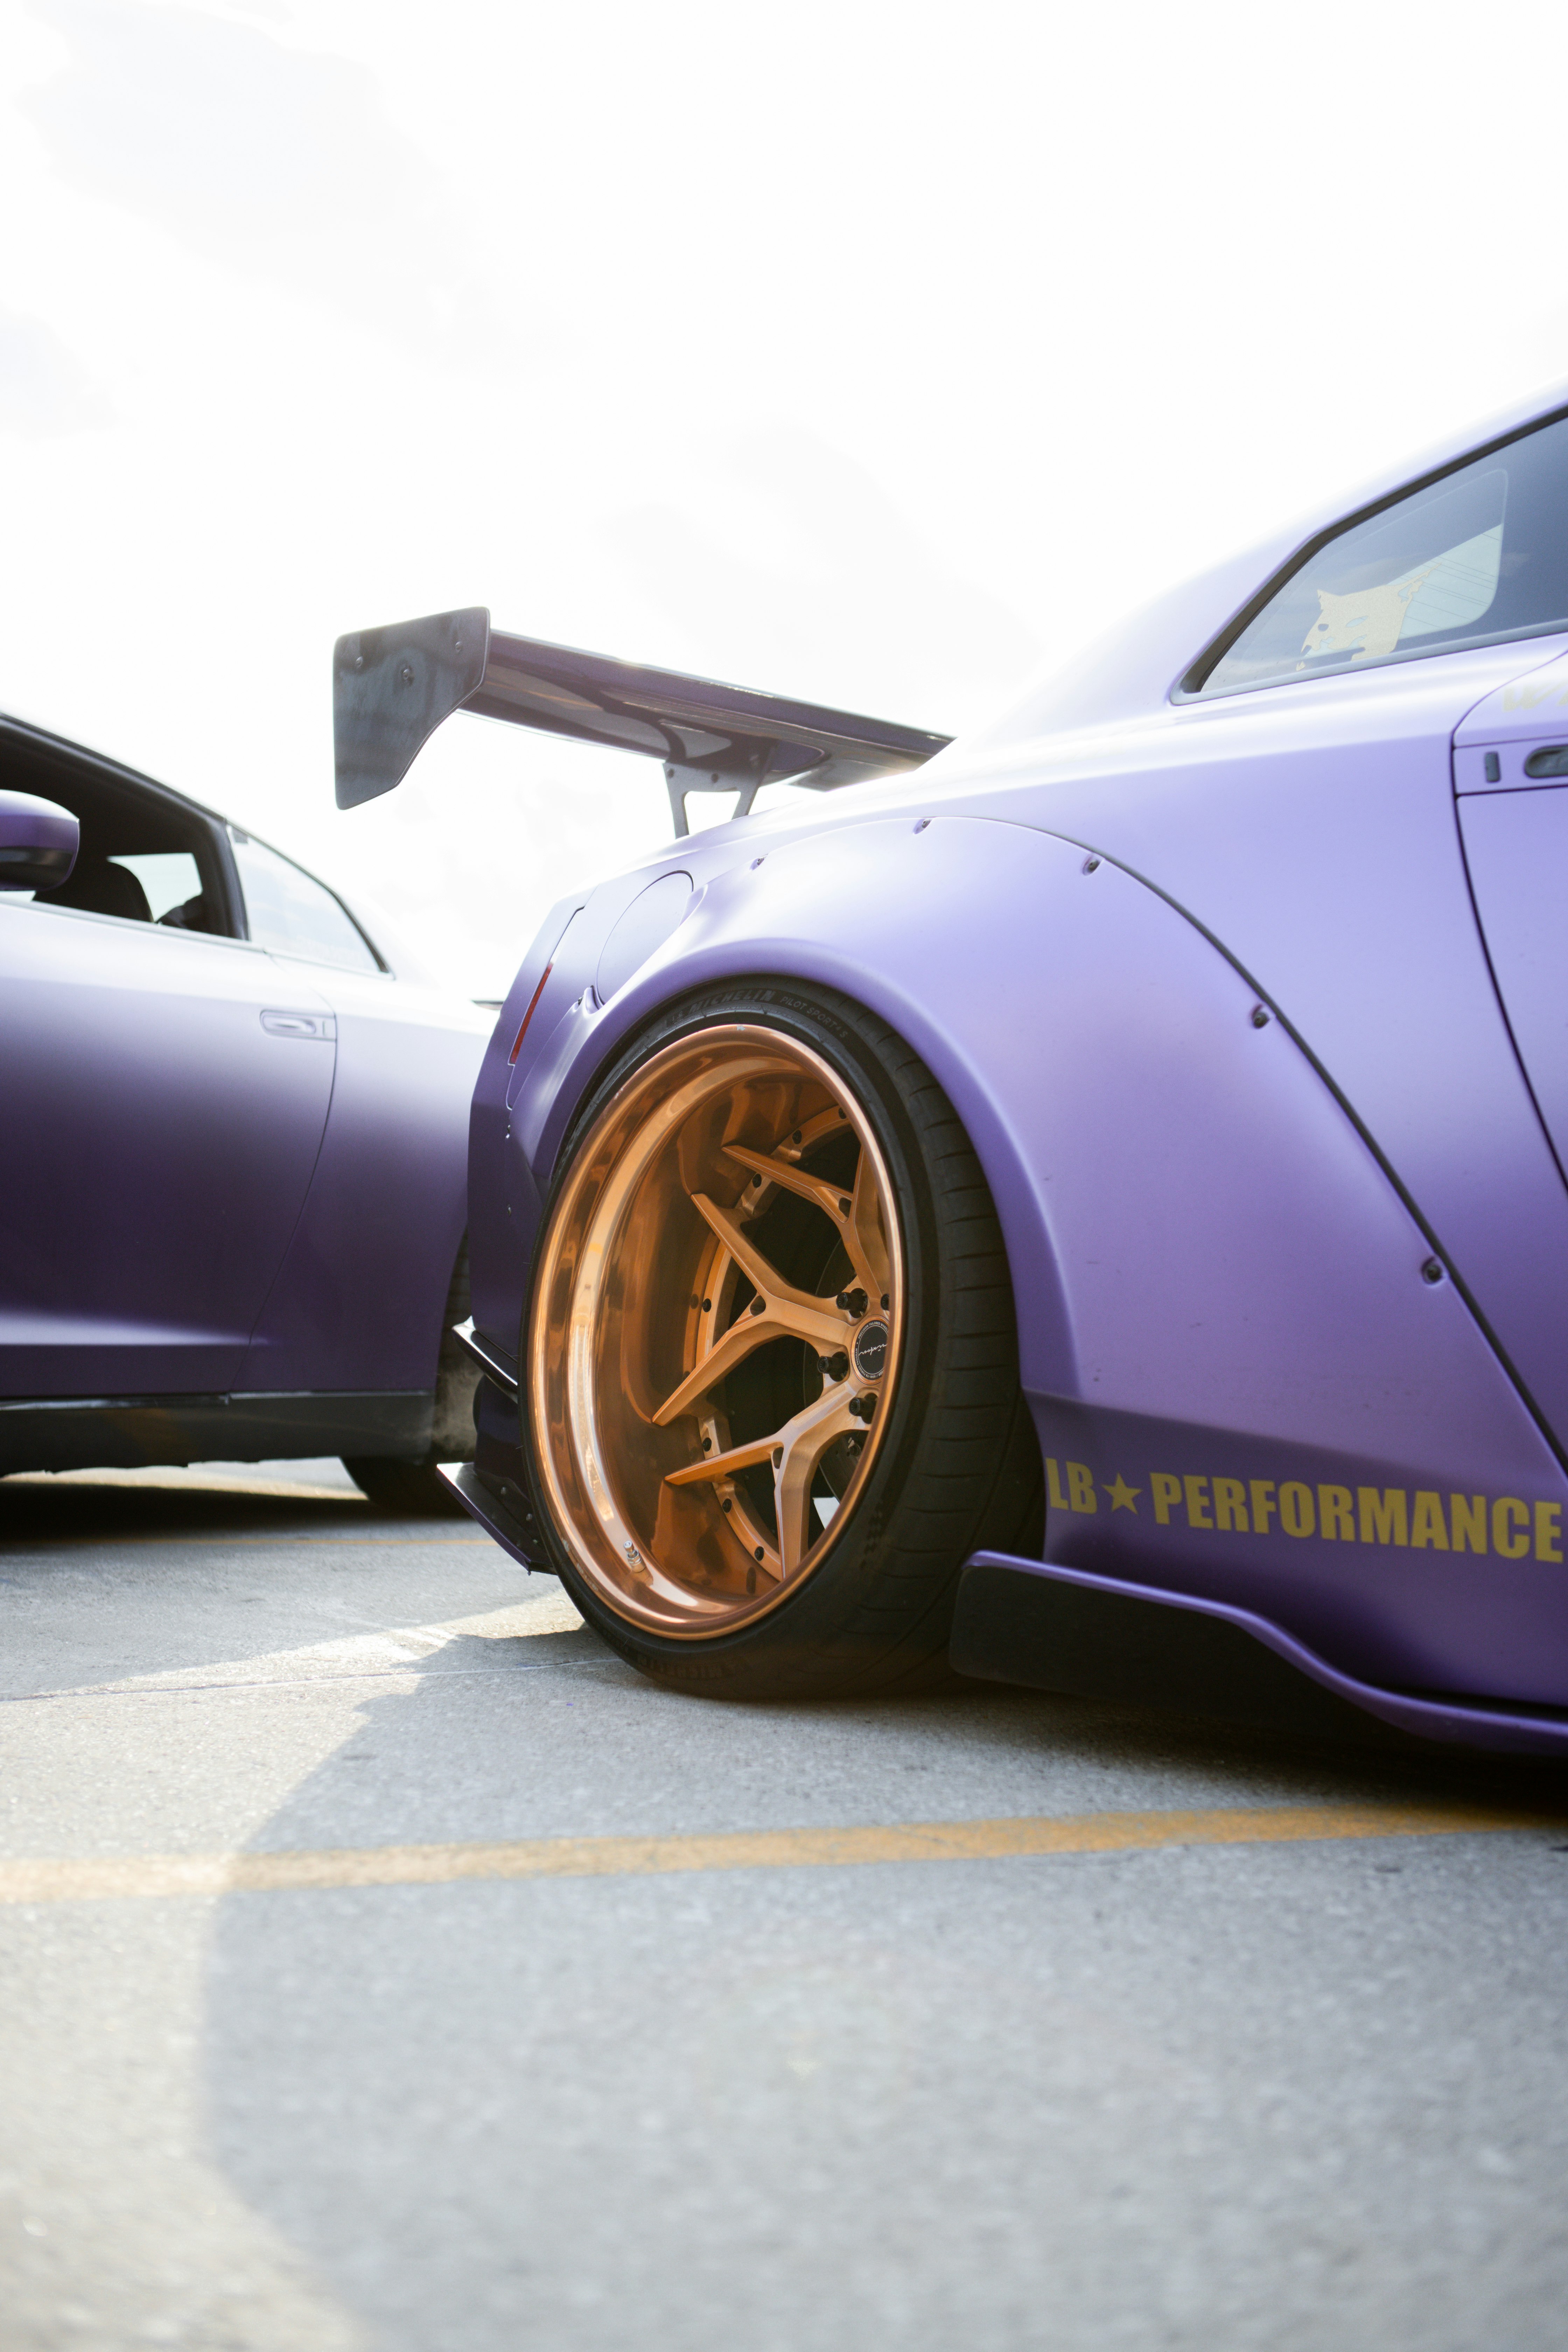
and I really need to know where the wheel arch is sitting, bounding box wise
[515,831,1075,1401]
[503,810,1563,1494]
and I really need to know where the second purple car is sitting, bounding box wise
[0,722,493,1509]
[338,379,1568,1750]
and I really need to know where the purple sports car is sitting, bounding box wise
[0,719,492,1510]
[338,379,1568,1751]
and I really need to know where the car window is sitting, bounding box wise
[230,829,381,973]
[110,851,205,923]
[1194,413,1568,698]
[5,755,233,932]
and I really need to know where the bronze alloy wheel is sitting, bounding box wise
[529,1024,905,1636]
[524,982,1040,1698]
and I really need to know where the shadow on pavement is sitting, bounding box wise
[1,1479,375,1547]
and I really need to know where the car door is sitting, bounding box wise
[0,768,336,1400]
[222,829,492,1398]
[1453,651,1568,1187]
[954,413,1568,1453]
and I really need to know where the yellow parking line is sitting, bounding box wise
[0,1801,1556,1905]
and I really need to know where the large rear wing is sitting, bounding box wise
[333,608,951,836]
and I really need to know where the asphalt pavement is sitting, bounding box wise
[2,1460,1567,2351]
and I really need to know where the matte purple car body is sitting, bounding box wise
[395,380,1568,1750]
[0,718,493,1476]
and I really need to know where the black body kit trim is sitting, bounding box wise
[0,1390,433,1477]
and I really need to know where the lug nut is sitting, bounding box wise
[819,1350,850,1381]
[836,1288,868,1317]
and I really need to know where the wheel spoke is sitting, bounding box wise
[724,1142,850,1224]
[651,1314,777,1426]
[663,1431,778,1488]
[772,1385,862,1573]
[688,1194,847,1349]
[725,1139,888,1306]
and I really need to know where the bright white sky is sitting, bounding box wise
[5,0,1568,994]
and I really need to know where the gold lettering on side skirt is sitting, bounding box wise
[1150,1473,1183,1525]
[1129,1474,1562,1559]
[1318,1485,1354,1540]
[1359,1487,1408,1546]
[1451,1494,1487,1552]
[1067,1461,1098,1513]
[1279,1482,1315,1538]
[1045,1459,1099,1515]
[1213,1477,1248,1532]
[1410,1491,1449,1549]
[1494,1497,1531,1558]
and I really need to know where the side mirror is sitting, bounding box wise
[0,790,79,893]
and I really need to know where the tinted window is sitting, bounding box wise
[1196,414,1568,697]
[0,740,231,931]
[111,851,204,922]
[230,831,380,972]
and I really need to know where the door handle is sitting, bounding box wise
[260,1009,336,1040]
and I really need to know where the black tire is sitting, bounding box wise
[522,981,1041,1698]
[343,1240,478,1517]
[343,1457,467,1515]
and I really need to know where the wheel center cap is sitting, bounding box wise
[852,1319,889,1381]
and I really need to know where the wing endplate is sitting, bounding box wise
[333,609,490,810]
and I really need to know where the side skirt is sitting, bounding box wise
[951,1552,1568,1757]
[0,1391,432,1476]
